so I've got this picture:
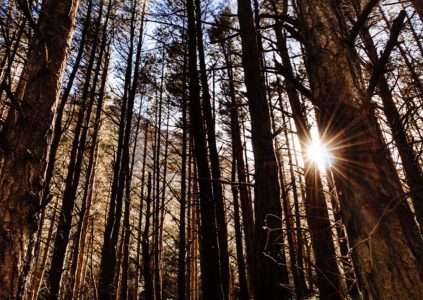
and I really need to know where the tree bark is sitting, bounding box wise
[0,1,79,298]
[297,1,423,298]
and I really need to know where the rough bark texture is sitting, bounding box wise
[297,1,423,298]
[0,1,79,298]
[237,0,286,298]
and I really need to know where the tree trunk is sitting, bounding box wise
[186,0,224,298]
[195,2,230,297]
[142,172,154,300]
[0,1,79,297]
[297,1,423,298]
[46,2,105,296]
[357,15,423,231]
[230,146,249,300]
[237,0,286,298]
[221,40,255,293]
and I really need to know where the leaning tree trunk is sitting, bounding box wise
[0,1,79,298]
[357,15,423,232]
[296,1,423,298]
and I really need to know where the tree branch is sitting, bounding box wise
[365,10,406,100]
[348,0,380,43]
[273,60,315,103]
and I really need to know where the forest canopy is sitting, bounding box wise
[0,0,422,299]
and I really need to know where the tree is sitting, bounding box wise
[0,1,80,297]
[296,0,423,298]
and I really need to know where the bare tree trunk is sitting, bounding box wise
[47,2,105,296]
[355,9,423,230]
[230,150,249,300]
[186,0,224,298]
[195,2,230,297]
[237,0,286,298]
[178,40,188,300]
[142,172,154,300]
[221,40,255,293]
[297,1,423,298]
[0,1,79,297]
[30,199,59,300]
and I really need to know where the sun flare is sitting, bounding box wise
[306,139,332,171]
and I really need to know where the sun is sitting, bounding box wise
[306,138,332,171]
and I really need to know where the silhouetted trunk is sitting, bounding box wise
[153,46,166,300]
[99,1,139,297]
[221,40,255,292]
[356,11,423,231]
[178,41,188,300]
[47,2,104,296]
[271,81,307,298]
[237,0,286,298]
[326,169,360,297]
[231,148,249,300]
[273,10,342,298]
[195,1,230,297]
[186,0,223,298]
[30,200,59,300]
[297,1,423,298]
[135,120,149,299]
[142,172,154,300]
[0,1,79,297]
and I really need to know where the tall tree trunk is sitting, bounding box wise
[47,2,105,296]
[195,1,230,297]
[99,1,139,297]
[178,40,188,300]
[221,40,255,292]
[0,1,79,297]
[30,200,59,300]
[273,7,342,297]
[186,0,224,298]
[296,1,423,298]
[237,0,286,298]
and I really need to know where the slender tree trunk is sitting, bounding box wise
[274,14,342,299]
[0,1,79,297]
[135,119,149,299]
[186,0,224,298]
[221,41,255,293]
[195,2,230,297]
[30,200,59,300]
[297,1,423,298]
[237,0,286,298]
[178,40,188,300]
[231,148,249,300]
[142,172,154,300]
[356,12,423,230]
[47,3,105,296]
